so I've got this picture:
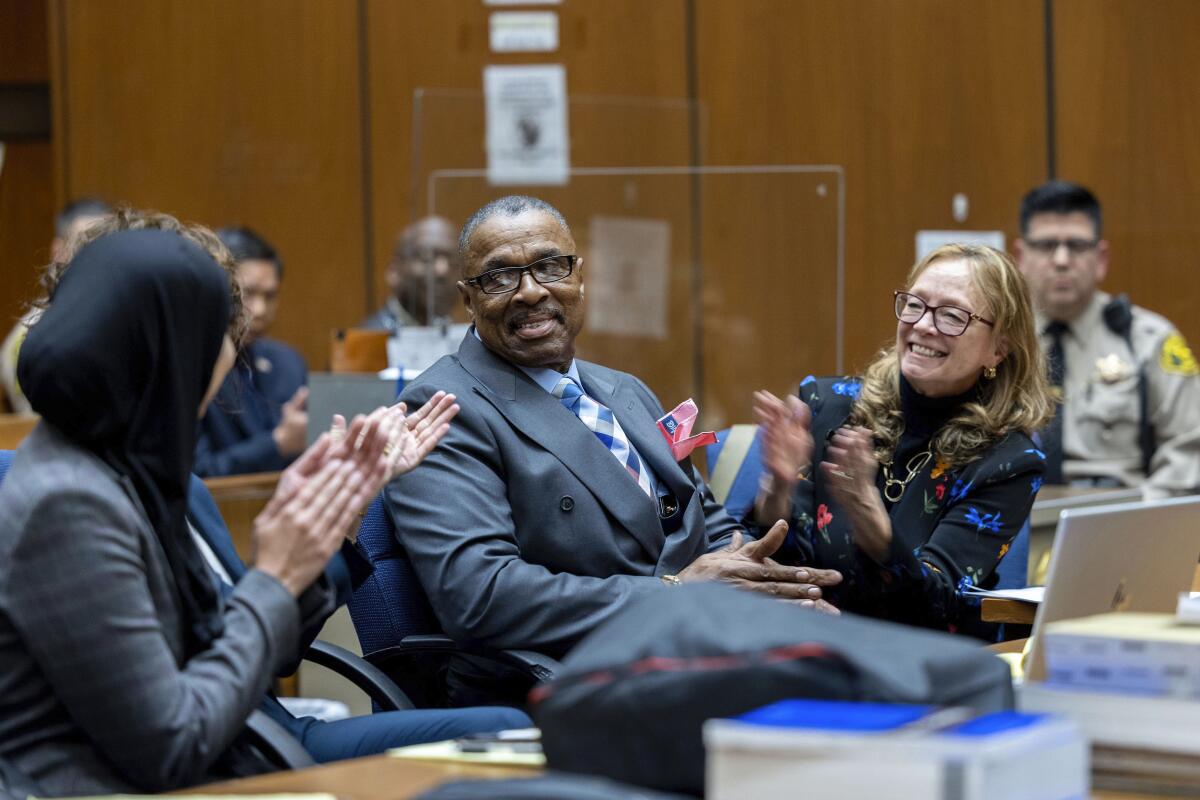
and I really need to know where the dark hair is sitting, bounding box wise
[216,226,284,279]
[55,197,114,238]
[458,195,571,265]
[1019,180,1102,238]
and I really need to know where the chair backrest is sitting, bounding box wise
[346,493,442,655]
[704,425,764,523]
[993,517,1031,590]
[0,449,13,486]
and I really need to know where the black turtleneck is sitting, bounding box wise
[889,375,981,490]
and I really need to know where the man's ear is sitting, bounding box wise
[1013,239,1030,273]
[1096,239,1110,283]
[457,281,474,321]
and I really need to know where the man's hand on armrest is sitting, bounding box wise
[677,519,842,614]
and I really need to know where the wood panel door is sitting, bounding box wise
[695,0,1048,422]
[1054,0,1200,349]
[50,0,367,368]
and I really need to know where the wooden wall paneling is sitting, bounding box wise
[0,0,49,82]
[363,0,696,402]
[52,0,367,369]
[0,0,53,375]
[695,0,1047,423]
[1054,0,1200,349]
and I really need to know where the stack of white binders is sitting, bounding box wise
[1020,612,1200,792]
[704,698,1087,800]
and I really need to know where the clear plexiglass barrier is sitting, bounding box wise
[425,166,843,431]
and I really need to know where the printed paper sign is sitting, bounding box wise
[484,64,569,185]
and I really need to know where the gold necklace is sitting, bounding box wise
[880,449,933,503]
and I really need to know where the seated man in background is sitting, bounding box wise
[1015,180,1200,498]
[195,227,309,477]
[1,197,114,413]
[361,215,469,372]
[386,195,841,703]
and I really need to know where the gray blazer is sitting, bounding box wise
[387,332,743,658]
[0,423,300,796]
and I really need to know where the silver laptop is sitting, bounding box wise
[305,372,401,446]
[1026,495,1200,681]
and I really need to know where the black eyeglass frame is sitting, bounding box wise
[463,254,579,295]
[1022,237,1100,256]
[893,290,995,337]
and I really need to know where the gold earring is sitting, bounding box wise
[983,365,997,380]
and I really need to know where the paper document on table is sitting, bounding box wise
[389,739,545,767]
[960,586,1045,604]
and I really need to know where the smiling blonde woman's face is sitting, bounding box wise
[896,258,1005,397]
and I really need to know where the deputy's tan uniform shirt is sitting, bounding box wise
[1039,291,1200,499]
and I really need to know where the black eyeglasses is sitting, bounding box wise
[1024,238,1099,256]
[464,255,578,295]
[893,291,994,337]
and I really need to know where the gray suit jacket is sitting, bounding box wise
[0,423,300,795]
[386,332,743,658]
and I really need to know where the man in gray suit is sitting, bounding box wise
[386,196,841,687]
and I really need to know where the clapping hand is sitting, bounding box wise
[821,426,891,561]
[753,390,813,486]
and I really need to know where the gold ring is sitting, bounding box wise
[830,468,855,480]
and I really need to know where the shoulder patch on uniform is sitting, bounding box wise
[1161,332,1199,376]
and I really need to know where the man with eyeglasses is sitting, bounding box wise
[1015,180,1200,498]
[384,195,841,704]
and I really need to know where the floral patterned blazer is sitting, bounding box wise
[775,376,1046,638]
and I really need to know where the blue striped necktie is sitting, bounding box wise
[553,376,654,499]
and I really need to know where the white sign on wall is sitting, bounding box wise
[484,64,570,186]
[489,12,559,52]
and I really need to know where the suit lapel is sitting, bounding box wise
[457,335,664,557]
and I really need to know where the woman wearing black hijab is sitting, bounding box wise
[0,229,393,794]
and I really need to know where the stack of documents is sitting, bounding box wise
[704,699,1087,800]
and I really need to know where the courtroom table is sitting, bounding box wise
[181,750,1163,799]
[982,564,1200,627]
[183,754,539,799]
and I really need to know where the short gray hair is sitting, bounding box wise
[458,195,571,266]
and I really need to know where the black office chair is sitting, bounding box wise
[347,494,561,708]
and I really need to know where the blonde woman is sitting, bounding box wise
[755,244,1055,636]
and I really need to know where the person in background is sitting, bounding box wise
[362,215,460,331]
[1014,180,1200,498]
[361,216,469,372]
[195,227,308,477]
[1,197,114,413]
[753,244,1054,638]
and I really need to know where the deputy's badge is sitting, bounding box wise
[1161,332,1200,376]
[1094,352,1132,383]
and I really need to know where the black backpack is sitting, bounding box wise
[530,583,1013,796]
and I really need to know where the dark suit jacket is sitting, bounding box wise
[386,332,743,659]
[0,424,299,795]
[195,338,307,477]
